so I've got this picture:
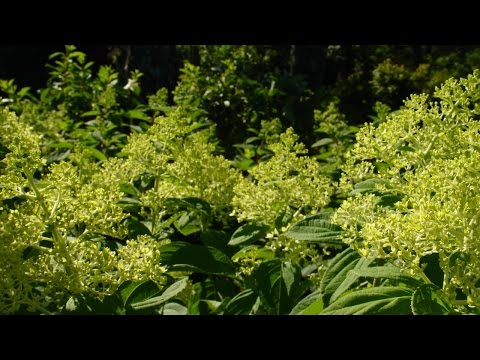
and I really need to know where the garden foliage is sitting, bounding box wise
[2,45,480,314]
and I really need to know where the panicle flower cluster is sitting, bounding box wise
[313,101,356,170]
[0,108,45,199]
[314,101,348,135]
[232,127,333,226]
[122,109,241,217]
[231,128,334,264]
[333,69,480,306]
[0,109,169,313]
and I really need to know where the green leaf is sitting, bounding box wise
[312,138,334,148]
[124,218,151,237]
[321,287,414,315]
[117,197,141,212]
[330,256,375,303]
[17,87,31,97]
[245,136,260,144]
[118,280,153,307]
[290,288,324,315]
[200,230,230,252]
[70,51,86,59]
[187,282,203,315]
[234,158,255,170]
[126,110,150,121]
[349,178,391,196]
[47,141,74,149]
[160,242,235,275]
[253,260,306,314]
[85,147,107,161]
[158,302,188,315]
[119,280,160,306]
[224,289,258,315]
[349,266,423,288]
[119,182,138,196]
[231,245,275,262]
[411,284,453,315]
[254,260,291,315]
[81,110,100,117]
[228,222,270,246]
[174,211,203,236]
[201,299,224,313]
[285,211,343,245]
[320,248,361,305]
[64,293,120,315]
[187,121,210,132]
[131,278,189,310]
[233,143,256,149]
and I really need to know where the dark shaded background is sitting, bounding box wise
[0,45,179,95]
[3,44,480,135]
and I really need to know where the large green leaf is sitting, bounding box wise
[290,288,324,315]
[158,302,188,315]
[228,222,270,246]
[160,242,235,275]
[253,260,307,314]
[320,248,364,305]
[118,280,162,312]
[123,218,151,238]
[130,278,189,310]
[201,299,226,314]
[174,210,203,236]
[224,289,258,315]
[85,146,107,161]
[411,284,453,315]
[329,256,375,303]
[200,229,231,253]
[198,277,238,302]
[321,287,414,315]
[285,212,343,245]
[118,280,153,307]
[65,293,121,315]
[231,245,275,262]
[350,266,423,288]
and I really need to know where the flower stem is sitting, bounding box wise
[25,172,67,251]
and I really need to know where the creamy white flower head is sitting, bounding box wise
[123,78,138,91]
[333,69,480,308]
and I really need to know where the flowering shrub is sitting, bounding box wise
[3,45,480,315]
[0,108,167,313]
[332,70,480,312]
